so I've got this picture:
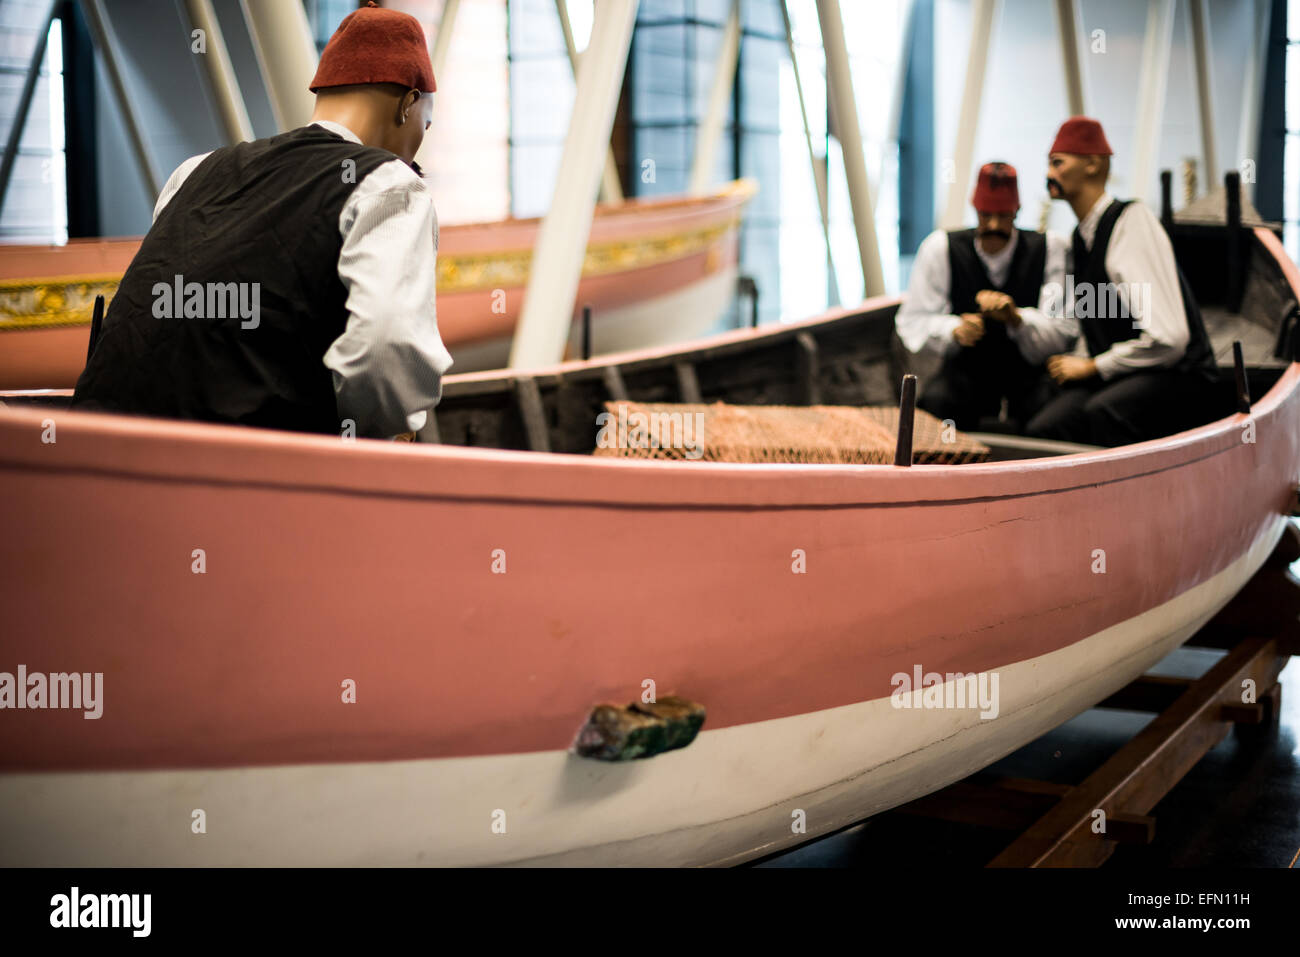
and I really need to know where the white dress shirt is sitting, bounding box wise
[153,120,452,436]
[896,228,1076,365]
[1071,192,1189,380]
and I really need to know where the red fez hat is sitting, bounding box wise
[1050,116,1112,155]
[310,2,436,95]
[971,162,1019,213]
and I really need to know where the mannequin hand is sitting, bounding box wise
[1046,354,1098,384]
[953,314,985,347]
[976,289,1021,327]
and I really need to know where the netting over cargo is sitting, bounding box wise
[592,402,991,464]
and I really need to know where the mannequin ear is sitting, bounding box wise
[398,89,420,126]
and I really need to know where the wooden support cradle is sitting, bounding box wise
[887,523,1299,867]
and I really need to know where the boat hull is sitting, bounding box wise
[0,526,1282,867]
[444,259,739,372]
[0,227,1296,868]
[0,357,1297,865]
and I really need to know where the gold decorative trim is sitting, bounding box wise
[437,215,743,293]
[0,275,120,331]
[0,214,745,331]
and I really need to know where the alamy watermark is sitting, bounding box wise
[596,403,706,460]
[50,887,150,937]
[151,274,260,329]
[1042,275,1153,329]
[0,666,103,719]
[890,664,1000,720]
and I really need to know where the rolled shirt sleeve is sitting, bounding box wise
[1007,230,1079,365]
[324,159,453,438]
[896,230,962,357]
[1091,201,1188,380]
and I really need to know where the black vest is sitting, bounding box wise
[72,126,398,433]
[947,228,1047,358]
[1071,199,1215,375]
[948,228,1047,313]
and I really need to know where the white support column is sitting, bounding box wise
[884,1,913,151]
[509,0,639,369]
[1236,0,1272,200]
[1053,0,1086,116]
[557,0,623,203]
[1187,0,1218,187]
[939,0,997,230]
[184,0,254,144]
[688,0,741,196]
[80,0,162,196]
[414,0,461,173]
[870,0,914,215]
[780,0,839,305]
[816,0,885,297]
[1131,0,1175,204]
[431,0,460,80]
[240,0,318,131]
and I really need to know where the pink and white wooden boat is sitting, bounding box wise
[0,221,1296,867]
[0,179,755,388]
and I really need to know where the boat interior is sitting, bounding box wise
[3,219,1297,466]
[429,218,1299,463]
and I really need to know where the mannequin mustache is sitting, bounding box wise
[978,229,1012,240]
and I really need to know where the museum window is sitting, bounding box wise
[508,0,593,218]
[0,3,67,244]
[627,0,783,326]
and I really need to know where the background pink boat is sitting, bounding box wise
[0,179,755,387]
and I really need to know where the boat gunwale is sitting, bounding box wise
[1,363,1295,511]
[0,228,1296,513]
[440,176,758,236]
[441,296,899,391]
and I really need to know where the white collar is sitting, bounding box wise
[975,227,1017,268]
[1077,191,1114,249]
[309,119,363,145]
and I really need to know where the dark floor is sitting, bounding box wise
[756,538,1300,869]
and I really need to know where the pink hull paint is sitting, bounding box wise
[0,239,137,389]
[0,237,141,279]
[0,183,753,387]
[1,229,1297,777]
[0,360,1296,772]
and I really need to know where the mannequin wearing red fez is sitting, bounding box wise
[1023,116,1218,446]
[898,161,1075,431]
[74,2,451,440]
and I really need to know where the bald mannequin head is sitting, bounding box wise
[310,83,432,166]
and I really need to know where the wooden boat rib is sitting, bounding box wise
[0,218,1296,867]
[0,179,756,387]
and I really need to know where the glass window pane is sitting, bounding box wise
[0,10,66,244]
